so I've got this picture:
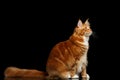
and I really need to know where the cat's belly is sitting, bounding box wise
[77,55,87,73]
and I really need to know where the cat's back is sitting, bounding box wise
[47,40,70,58]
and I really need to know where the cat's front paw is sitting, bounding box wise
[82,74,90,80]
[72,74,79,78]
[71,74,79,80]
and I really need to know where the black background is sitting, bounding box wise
[1,1,117,80]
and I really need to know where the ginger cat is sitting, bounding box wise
[4,19,92,80]
[46,19,92,80]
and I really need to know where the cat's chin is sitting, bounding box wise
[85,34,92,37]
[85,31,92,37]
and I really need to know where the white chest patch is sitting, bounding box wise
[83,37,89,46]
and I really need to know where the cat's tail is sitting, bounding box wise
[4,67,48,79]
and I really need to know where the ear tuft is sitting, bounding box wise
[85,18,90,26]
[77,19,82,28]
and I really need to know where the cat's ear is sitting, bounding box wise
[77,19,83,28]
[84,18,90,26]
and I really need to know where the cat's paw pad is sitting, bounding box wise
[82,74,90,80]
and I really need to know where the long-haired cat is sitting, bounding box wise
[46,19,92,80]
[4,19,92,80]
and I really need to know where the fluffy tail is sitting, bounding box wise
[4,67,48,78]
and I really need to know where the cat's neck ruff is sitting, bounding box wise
[69,35,89,46]
[75,36,89,46]
[83,36,89,46]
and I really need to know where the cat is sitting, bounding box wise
[4,19,92,80]
[46,19,92,80]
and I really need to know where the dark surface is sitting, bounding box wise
[1,2,115,80]
[1,15,98,80]
[4,77,81,80]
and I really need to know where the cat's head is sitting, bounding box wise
[73,19,92,37]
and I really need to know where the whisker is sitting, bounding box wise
[92,32,99,39]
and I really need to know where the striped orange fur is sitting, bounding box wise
[46,19,92,80]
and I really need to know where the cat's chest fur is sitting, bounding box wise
[76,36,89,73]
[76,54,87,73]
[79,36,89,46]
